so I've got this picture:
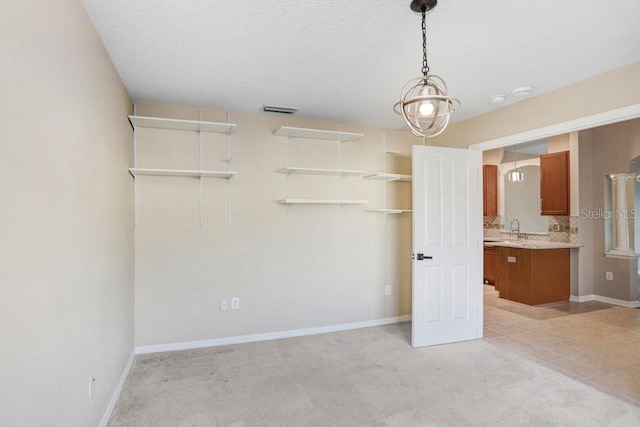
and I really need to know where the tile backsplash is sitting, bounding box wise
[483,215,578,243]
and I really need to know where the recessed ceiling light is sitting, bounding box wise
[511,86,534,97]
[489,94,506,104]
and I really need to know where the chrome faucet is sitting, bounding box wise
[509,219,520,237]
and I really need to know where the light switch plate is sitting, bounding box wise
[508,256,517,263]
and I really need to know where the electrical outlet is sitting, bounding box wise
[606,271,613,281]
[231,297,240,310]
[384,285,392,295]
[220,298,228,311]
[89,373,95,398]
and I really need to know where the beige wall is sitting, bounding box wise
[0,0,133,425]
[580,119,640,301]
[482,148,503,165]
[547,134,570,153]
[430,61,640,149]
[133,103,416,347]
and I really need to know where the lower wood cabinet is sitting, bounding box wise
[483,246,496,286]
[495,247,569,305]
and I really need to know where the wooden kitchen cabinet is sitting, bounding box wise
[495,246,570,305]
[483,164,498,216]
[483,245,496,286]
[540,151,569,215]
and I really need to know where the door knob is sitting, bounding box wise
[413,253,433,260]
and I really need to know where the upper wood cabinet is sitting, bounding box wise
[540,151,569,216]
[483,164,498,216]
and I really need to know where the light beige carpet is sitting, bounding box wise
[109,322,640,426]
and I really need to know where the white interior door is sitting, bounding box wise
[411,145,483,347]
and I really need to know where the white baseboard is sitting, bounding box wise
[570,294,595,302]
[135,315,412,355]
[571,294,640,308]
[99,350,135,427]
[593,295,640,308]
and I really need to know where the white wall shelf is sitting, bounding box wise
[367,132,413,223]
[278,167,368,177]
[129,168,236,179]
[278,199,368,205]
[274,126,363,142]
[130,108,236,227]
[129,115,237,134]
[276,125,367,218]
[364,173,412,182]
[385,149,410,157]
[365,208,412,214]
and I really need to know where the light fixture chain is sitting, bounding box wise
[395,0,459,138]
[421,7,429,77]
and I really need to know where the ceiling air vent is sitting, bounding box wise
[261,105,298,115]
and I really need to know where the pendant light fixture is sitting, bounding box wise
[507,166,524,183]
[507,147,524,182]
[394,0,460,138]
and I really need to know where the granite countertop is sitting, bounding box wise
[483,237,581,249]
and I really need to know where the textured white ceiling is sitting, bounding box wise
[82,0,640,129]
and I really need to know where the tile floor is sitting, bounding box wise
[483,285,640,407]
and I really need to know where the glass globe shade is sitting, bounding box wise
[394,75,460,138]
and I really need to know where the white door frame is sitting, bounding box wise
[470,103,640,303]
[469,104,640,152]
